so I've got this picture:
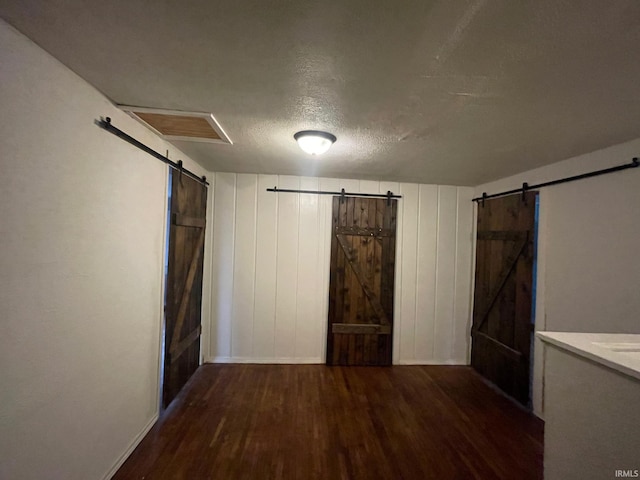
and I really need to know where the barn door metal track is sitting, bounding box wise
[96,116,209,186]
[474,158,638,204]
[268,187,401,204]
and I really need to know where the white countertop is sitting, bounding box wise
[537,331,640,381]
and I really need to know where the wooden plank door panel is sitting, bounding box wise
[327,196,397,366]
[471,192,537,405]
[163,170,207,408]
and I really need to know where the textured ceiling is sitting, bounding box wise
[2,0,639,185]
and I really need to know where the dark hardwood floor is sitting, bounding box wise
[113,365,543,480]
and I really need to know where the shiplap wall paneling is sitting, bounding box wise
[414,185,438,362]
[296,177,322,360]
[358,180,380,194]
[199,176,217,362]
[452,188,474,363]
[210,173,236,359]
[394,185,474,365]
[274,176,300,360]
[253,175,278,359]
[398,183,419,363]
[433,186,458,362]
[231,174,258,359]
[206,173,475,365]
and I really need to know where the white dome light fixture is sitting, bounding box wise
[294,130,337,155]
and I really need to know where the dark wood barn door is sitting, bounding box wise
[471,192,537,406]
[163,170,207,408]
[327,196,397,366]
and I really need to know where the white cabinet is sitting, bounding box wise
[538,332,640,480]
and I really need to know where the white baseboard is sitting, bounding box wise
[206,356,323,364]
[102,413,158,480]
[395,359,469,365]
[205,357,469,366]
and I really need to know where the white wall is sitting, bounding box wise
[208,174,475,365]
[475,138,640,417]
[0,20,210,480]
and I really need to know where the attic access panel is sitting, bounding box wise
[118,106,232,144]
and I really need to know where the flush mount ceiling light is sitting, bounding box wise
[294,130,337,155]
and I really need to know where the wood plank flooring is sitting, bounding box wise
[113,365,543,480]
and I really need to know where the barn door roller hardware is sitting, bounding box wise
[96,117,209,186]
[267,187,401,201]
[474,158,638,203]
